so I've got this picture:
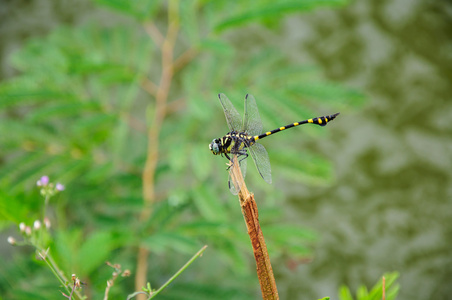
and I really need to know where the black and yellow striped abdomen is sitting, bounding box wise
[253,112,340,142]
[210,112,339,158]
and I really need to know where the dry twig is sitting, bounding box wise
[229,156,279,300]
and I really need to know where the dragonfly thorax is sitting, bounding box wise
[209,132,255,157]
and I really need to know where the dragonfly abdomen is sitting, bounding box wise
[253,112,340,141]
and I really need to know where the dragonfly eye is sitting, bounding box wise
[209,139,220,154]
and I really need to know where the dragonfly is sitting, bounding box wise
[209,93,339,194]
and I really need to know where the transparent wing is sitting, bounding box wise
[243,94,263,136]
[248,142,272,184]
[228,155,247,195]
[218,93,242,132]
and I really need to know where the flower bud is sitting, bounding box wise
[7,236,16,245]
[19,222,26,232]
[33,220,41,230]
[25,226,32,236]
[44,217,51,229]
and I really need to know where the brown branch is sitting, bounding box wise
[135,2,181,299]
[165,97,186,115]
[104,262,131,300]
[229,156,279,300]
[173,48,198,72]
[143,21,164,47]
[141,77,159,97]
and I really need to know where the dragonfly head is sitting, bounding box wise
[209,138,221,155]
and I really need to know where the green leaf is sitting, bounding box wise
[215,0,348,31]
[264,224,317,242]
[0,190,36,222]
[146,199,185,231]
[180,1,200,44]
[356,285,368,300]
[270,149,334,185]
[78,230,115,275]
[72,113,116,134]
[54,229,84,275]
[198,39,235,56]
[338,285,353,300]
[27,102,102,122]
[94,0,161,20]
[8,155,66,194]
[168,142,189,173]
[338,272,400,300]
[0,87,72,109]
[143,232,200,255]
[178,221,236,239]
[216,238,249,274]
[191,185,228,222]
[368,272,400,300]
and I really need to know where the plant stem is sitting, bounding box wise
[40,251,70,295]
[136,1,180,297]
[229,156,279,300]
[38,248,84,299]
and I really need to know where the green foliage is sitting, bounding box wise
[338,272,400,300]
[53,229,116,276]
[213,0,349,31]
[0,0,364,299]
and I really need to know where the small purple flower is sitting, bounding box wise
[37,176,49,187]
[56,183,65,191]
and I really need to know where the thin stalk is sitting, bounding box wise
[38,248,84,299]
[229,156,279,300]
[148,245,208,299]
[136,1,180,297]
[39,251,70,295]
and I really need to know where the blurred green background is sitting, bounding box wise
[0,0,450,299]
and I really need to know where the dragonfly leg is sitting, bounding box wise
[226,149,247,170]
[225,153,233,170]
[238,152,248,164]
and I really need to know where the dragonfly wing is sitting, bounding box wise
[228,156,247,195]
[240,155,247,180]
[248,142,272,184]
[228,172,238,195]
[219,93,242,132]
[243,94,263,136]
